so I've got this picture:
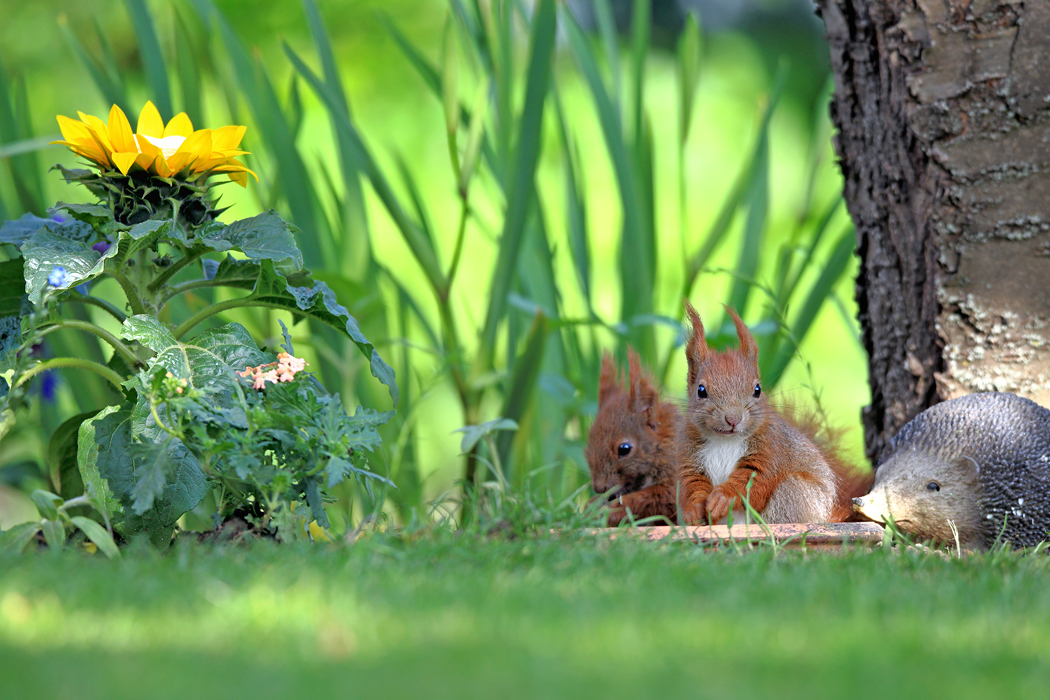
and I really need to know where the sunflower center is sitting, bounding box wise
[136,133,186,159]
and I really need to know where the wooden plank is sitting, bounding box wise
[586,522,886,550]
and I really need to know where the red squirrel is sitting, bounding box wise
[586,349,680,526]
[675,301,872,525]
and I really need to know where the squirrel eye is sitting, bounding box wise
[927,481,940,492]
[617,443,632,457]
[753,383,761,398]
[697,384,707,399]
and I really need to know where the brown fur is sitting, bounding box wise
[780,402,875,522]
[676,301,845,525]
[586,349,681,526]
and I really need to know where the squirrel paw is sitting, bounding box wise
[705,491,734,524]
[680,503,707,527]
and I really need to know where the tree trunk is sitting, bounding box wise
[816,0,1050,463]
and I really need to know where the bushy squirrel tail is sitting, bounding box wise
[776,398,875,523]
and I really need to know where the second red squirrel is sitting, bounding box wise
[586,349,680,526]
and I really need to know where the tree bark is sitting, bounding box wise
[816,0,1050,462]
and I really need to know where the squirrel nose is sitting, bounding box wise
[852,496,865,509]
[724,414,740,428]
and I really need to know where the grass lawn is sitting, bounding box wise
[1,532,1049,699]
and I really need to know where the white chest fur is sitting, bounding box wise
[697,435,748,486]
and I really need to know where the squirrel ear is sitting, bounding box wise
[598,351,620,407]
[725,305,759,368]
[626,347,657,422]
[683,300,708,387]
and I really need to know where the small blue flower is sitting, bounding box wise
[47,265,68,288]
[39,370,58,403]
[91,241,111,255]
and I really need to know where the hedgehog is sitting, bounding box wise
[852,392,1050,550]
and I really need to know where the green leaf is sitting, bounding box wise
[123,316,271,397]
[200,210,304,267]
[453,417,520,454]
[77,405,123,523]
[41,519,66,551]
[127,438,171,515]
[50,202,117,230]
[31,490,62,521]
[0,213,53,247]
[70,516,120,559]
[250,261,398,403]
[304,478,328,529]
[0,257,25,319]
[0,522,41,554]
[49,410,99,501]
[92,403,206,548]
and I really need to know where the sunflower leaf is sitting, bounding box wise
[251,261,398,404]
[199,209,304,267]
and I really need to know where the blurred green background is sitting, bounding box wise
[0,0,868,529]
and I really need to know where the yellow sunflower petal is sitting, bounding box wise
[107,104,137,153]
[226,170,247,187]
[56,115,94,146]
[169,129,212,173]
[153,153,173,178]
[112,151,140,176]
[211,124,247,151]
[137,101,164,138]
[163,112,194,138]
[77,111,113,150]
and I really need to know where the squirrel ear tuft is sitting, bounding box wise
[598,351,621,407]
[725,305,759,368]
[627,347,658,421]
[683,300,708,387]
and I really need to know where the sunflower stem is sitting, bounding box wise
[65,290,128,323]
[13,358,125,392]
[172,294,259,339]
[106,265,146,316]
[23,320,141,370]
[149,244,207,295]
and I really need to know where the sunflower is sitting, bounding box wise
[52,101,257,187]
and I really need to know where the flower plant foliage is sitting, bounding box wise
[0,103,397,548]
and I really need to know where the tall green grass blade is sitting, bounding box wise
[125,0,173,118]
[190,0,328,268]
[628,0,649,145]
[302,0,372,278]
[57,16,129,115]
[723,124,768,318]
[380,11,501,190]
[494,311,548,473]
[764,229,856,385]
[553,90,591,313]
[592,0,621,103]
[284,43,446,295]
[173,6,205,125]
[681,66,785,302]
[478,0,556,367]
[0,65,44,215]
[564,9,651,354]
[677,12,702,146]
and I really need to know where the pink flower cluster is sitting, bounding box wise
[238,352,308,390]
